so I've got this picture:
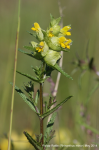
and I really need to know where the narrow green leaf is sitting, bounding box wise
[78,121,99,135]
[41,96,72,119]
[27,31,40,41]
[16,70,40,83]
[18,48,43,61]
[18,48,34,58]
[53,63,73,80]
[50,14,61,26]
[35,90,40,105]
[10,82,40,114]
[24,46,36,52]
[44,112,57,144]
[24,131,43,150]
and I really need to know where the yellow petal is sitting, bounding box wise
[59,36,66,43]
[61,43,65,48]
[66,32,71,36]
[66,45,70,49]
[40,42,44,47]
[31,27,36,31]
[34,22,40,29]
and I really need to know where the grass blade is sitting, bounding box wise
[8,1,21,150]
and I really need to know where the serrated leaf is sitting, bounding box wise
[50,14,61,26]
[24,131,43,150]
[56,17,61,25]
[24,46,36,52]
[52,63,73,80]
[44,112,57,144]
[41,96,72,119]
[18,48,34,58]
[27,31,40,41]
[18,48,43,60]
[16,70,42,83]
[35,90,40,105]
[10,82,40,114]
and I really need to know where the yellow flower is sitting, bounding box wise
[31,23,40,32]
[48,28,54,37]
[65,38,72,49]
[36,42,44,52]
[61,26,71,36]
[59,36,72,49]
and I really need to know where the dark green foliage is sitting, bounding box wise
[18,48,35,58]
[24,45,36,52]
[18,48,43,60]
[10,82,40,115]
[16,70,44,83]
[40,96,72,119]
[31,65,45,80]
[27,31,40,41]
[45,64,54,76]
[23,81,34,95]
[24,131,43,150]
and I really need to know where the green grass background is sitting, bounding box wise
[0,0,99,149]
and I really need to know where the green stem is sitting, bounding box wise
[7,1,20,150]
[40,83,44,145]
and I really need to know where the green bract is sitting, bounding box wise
[45,36,64,51]
[44,50,61,66]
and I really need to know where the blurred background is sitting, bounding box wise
[0,0,99,149]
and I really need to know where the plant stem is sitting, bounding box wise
[40,83,44,145]
[7,1,20,150]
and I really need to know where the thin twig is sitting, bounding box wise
[47,0,64,123]
[7,1,20,150]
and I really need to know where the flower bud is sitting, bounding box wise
[47,25,61,37]
[31,23,44,41]
[50,14,61,27]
